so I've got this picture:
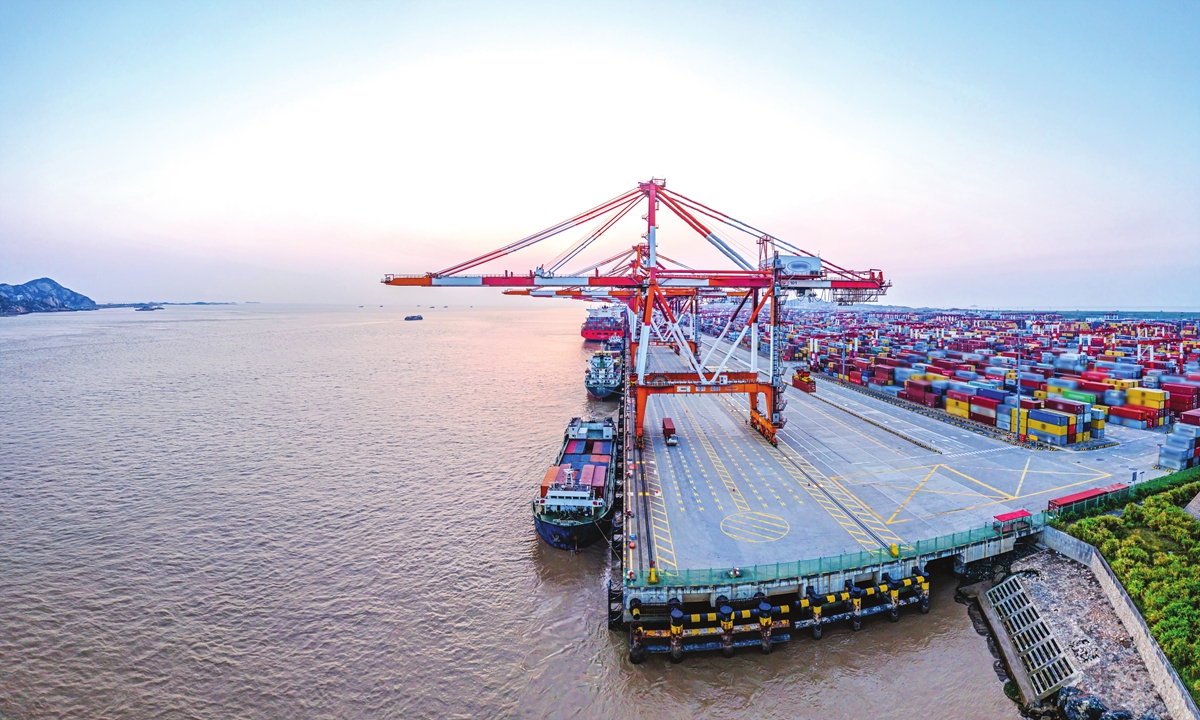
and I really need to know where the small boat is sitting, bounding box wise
[405,315,423,321]
[135,304,164,311]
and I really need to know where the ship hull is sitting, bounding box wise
[533,513,607,550]
[586,384,620,400]
[582,329,623,341]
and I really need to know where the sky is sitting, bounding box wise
[1,0,1197,309]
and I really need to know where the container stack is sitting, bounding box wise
[699,305,1200,446]
[1158,422,1200,471]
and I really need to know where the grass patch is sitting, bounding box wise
[1066,477,1200,704]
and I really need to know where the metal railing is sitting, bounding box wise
[627,512,1050,587]
[1049,469,1199,521]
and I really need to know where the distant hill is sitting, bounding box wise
[0,278,96,316]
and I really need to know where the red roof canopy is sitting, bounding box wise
[993,509,1031,522]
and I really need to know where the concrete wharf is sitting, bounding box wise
[612,339,1164,660]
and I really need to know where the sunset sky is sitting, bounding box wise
[2,1,1197,309]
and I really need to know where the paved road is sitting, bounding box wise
[627,339,1165,578]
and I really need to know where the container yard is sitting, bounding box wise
[384,179,1198,664]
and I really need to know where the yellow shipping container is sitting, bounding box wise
[1034,390,1048,400]
[1003,409,1029,427]
[946,399,969,418]
[1091,418,1106,429]
[1129,399,1166,410]
[1028,419,1068,436]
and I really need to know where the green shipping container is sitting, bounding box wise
[1062,389,1097,404]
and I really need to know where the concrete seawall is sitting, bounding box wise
[1041,527,1200,720]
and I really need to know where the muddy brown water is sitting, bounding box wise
[0,305,1020,718]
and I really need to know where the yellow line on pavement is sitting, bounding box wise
[888,465,939,524]
[1015,457,1031,498]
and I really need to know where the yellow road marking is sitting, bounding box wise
[888,466,939,524]
[940,465,1015,500]
[641,438,678,573]
[1015,457,1031,498]
[678,402,751,513]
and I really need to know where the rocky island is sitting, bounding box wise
[0,278,96,316]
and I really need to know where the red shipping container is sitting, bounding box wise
[1182,409,1200,426]
[969,412,996,425]
[590,454,611,463]
[1046,397,1087,414]
[1168,397,1198,411]
[1078,380,1109,393]
[970,396,1000,409]
[1163,382,1200,397]
[1082,371,1110,381]
[947,389,974,403]
[1110,405,1155,421]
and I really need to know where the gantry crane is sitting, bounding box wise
[383,178,890,446]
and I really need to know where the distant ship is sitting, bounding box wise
[533,418,616,550]
[585,350,622,400]
[581,305,626,342]
[405,315,423,321]
[135,305,163,312]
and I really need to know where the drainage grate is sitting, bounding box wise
[986,575,1081,699]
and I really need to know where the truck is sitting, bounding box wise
[662,417,678,446]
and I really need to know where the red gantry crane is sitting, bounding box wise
[384,178,890,447]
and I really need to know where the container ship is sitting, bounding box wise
[533,417,616,550]
[581,305,626,341]
[585,350,623,400]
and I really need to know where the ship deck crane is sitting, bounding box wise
[384,178,890,446]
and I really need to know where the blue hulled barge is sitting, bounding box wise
[533,418,617,550]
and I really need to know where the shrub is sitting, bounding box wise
[1067,479,1200,704]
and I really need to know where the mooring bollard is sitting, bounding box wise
[758,600,773,654]
[719,604,734,658]
[668,607,684,663]
[811,603,823,639]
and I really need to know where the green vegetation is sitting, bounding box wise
[1051,465,1200,527]
[1067,471,1200,704]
